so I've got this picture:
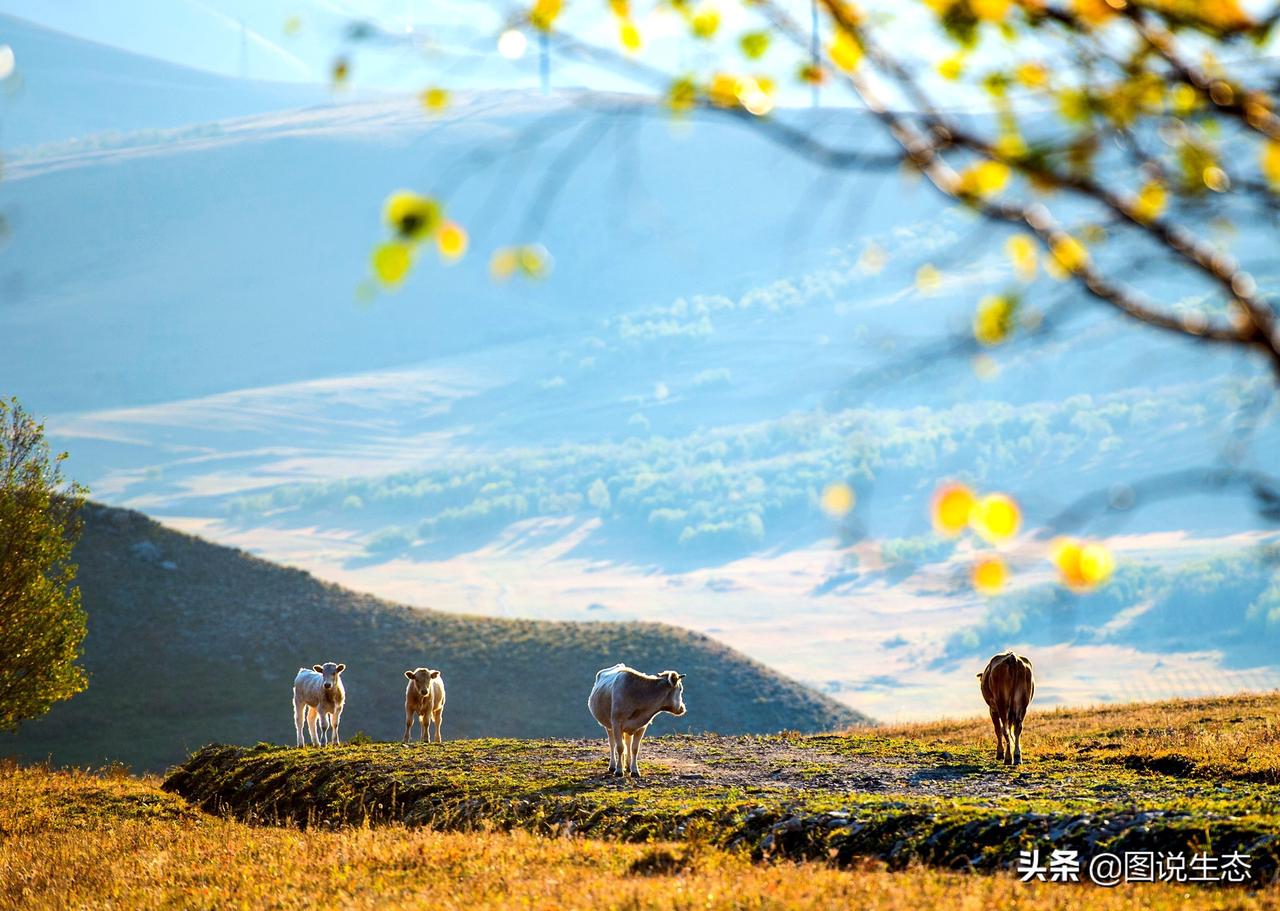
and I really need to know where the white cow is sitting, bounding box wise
[293,662,346,746]
[587,663,686,778]
[403,667,446,743]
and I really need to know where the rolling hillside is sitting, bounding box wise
[2,502,867,772]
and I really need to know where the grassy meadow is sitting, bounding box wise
[6,693,1280,908]
[1,760,1277,911]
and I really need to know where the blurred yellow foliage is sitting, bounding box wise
[916,264,942,294]
[1132,180,1167,224]
[938,55,965,81]
[1006,234,1037,281]
[829,29,863,73]
[1050,235,1089,273]
[1262,140,1280,191]
[820,483,856,518]
[955,160,1011,198]
[620,20,642,52]
[971,0,1012,21]
[420,87,450,112]
[970,493,1020,543]
[384,191,442,242]
[668,77,698,114]
[1071,0,1118,27]
[972,295,1018,346]
[931,483,976,536]
[530,0,563,31]
[691,7,721,39]
[1052,538,1114,589]
[740,31,770,60]
[436,222,468,261]
[972,556,1008,595]
[372,242,412,287]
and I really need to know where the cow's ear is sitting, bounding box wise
[430,670,440,678]
[313,665,324,673]
[336,664,345,673]
[405,670,415,680]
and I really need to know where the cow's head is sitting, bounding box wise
[404,667,440,696]
[313,662,345,693]
[659,670,687,716]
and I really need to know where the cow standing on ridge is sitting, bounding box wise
[977,651,1034,765]
[293,662,346,746]
[588,663,686,778]
[403,667,446,743]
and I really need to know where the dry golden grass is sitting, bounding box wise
[2,763,1278,911]
[877,691,1280,779]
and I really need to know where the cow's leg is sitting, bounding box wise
[611,723,627,776]
[1010,713,1024,765]
[627,730,644,777]
[331,705,343,745]
[306,705,320,746]
[989,708,1005,763]
[433,708,444,743]
[294,694,307,747]
[403,706,414,743]
[604,726,617,775]
[420,712,429,742]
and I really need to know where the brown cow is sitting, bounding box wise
[403,667,446,743]
[977,651,1034,765]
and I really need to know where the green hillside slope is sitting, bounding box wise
[3,503,868,771]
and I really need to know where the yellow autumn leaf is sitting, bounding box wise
[1262,140,1280,191]
[956,160,1011,198]
[1052,538,1114,590]
[668,76,698,114]
[691,7,720,39]
[972,556,1008,595]
[436,222,468,261]
[530,0,562,31]
[820,483,856,518]
[829,28,862,73]
[971,0,1012,21]
[973,295,1018,347]
[1006,234,1037,281]
[740,31,770,60]
[1014,62,1048,89]
[1132,180,1167,224]
[970,493,1021,543]
[372,242,412,287]
[1050,235,1089,273]
[420,87,450,112]
[1071,0,1117,27]
[937,54,965,81]
[620,19,642,52]
[383,191,442,241]
[931,483,976,537]
[490,248,518,281]
[916,264,942,294]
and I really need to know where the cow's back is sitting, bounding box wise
[981,652,1034,719]
[588,663,629,725]
[294,668,322,705]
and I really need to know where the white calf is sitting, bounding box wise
[293,662,346,746]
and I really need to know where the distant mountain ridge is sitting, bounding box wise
[2,502,869,772]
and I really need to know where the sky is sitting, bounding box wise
[3,2,1280,724]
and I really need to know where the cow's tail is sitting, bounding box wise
[1006,658,1034,724]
